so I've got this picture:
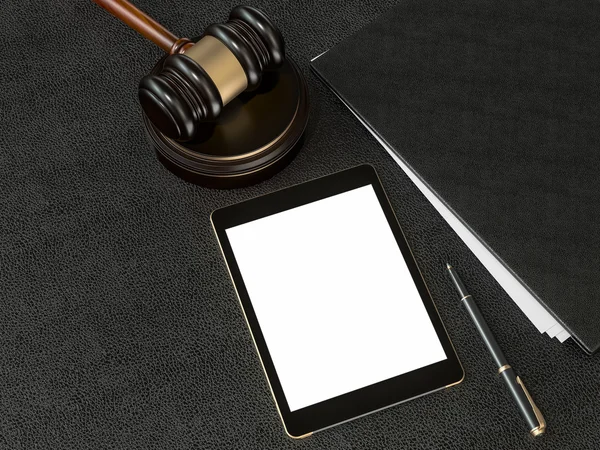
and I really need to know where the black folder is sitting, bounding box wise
[311,0,600,353]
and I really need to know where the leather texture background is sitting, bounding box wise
[312,0,600,353]
[0,1,598,449]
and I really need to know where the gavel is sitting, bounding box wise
[93,0,285,141]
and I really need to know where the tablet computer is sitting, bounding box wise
[211,165,463,438]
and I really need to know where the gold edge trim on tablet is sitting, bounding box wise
[498,364,511,375]
[374,170,465,389]
[211,218,313,440]
[445,371,465,388]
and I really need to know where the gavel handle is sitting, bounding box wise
[92,0,190,54]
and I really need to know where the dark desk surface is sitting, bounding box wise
[1,1,598,448]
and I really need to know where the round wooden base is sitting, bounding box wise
[143,56,309,188]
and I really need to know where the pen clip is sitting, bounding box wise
[516,376,546,437]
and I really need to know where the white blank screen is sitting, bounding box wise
[226,185,446,412]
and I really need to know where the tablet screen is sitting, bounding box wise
[225,184,447,412]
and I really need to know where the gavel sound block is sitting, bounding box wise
[93,1,308,188]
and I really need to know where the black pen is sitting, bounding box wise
[446,263,546,437]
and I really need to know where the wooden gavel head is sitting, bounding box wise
[138,6,284,141]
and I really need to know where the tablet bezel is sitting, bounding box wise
[211,165,463,438]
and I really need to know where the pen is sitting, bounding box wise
[446,263,546,437]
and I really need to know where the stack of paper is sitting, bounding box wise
[313,51,570,342]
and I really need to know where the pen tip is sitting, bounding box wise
[446,263,452,270]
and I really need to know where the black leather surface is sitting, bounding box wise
[311,0,600,354]
[0,1,599,448]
